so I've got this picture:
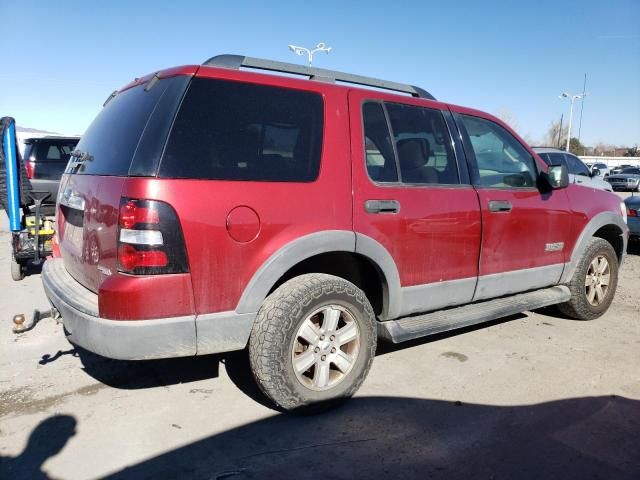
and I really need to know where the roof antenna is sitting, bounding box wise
[288,42,331,66]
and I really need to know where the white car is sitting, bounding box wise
[589,162,611,177]
[533,148,613,192]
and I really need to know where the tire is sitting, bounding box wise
[11,256,25,281]
[248,273,377,411]
[558,237,618,320]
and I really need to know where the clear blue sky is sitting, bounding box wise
[1,0,638,146]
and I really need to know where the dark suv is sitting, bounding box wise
[42,55,628,410]
[23,136,79,202]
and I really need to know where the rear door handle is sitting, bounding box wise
[488,200,512,213]
[365,199,400,214]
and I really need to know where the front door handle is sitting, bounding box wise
[365,199,400,214]
[488,200,512,213]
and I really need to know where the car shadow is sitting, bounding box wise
[95,395,639,480]
[68,313,529,410]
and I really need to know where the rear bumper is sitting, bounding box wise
[628,217,640,237]
[42,258,255,360]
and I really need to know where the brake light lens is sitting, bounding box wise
[119,200,160,229]
[629,208,638,218]
[117,198,188,275]
[25,161,35,179]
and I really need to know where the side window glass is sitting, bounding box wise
[386,103,459,184]
[459,115,536,188]
[548,153,568,168]
[567,154,590,176]
[362,102,398,182]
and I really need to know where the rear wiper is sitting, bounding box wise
[70,150,94,162]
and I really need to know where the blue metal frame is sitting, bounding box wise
[3,120,21,231]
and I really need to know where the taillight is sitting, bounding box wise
[25,161,35,179]
[117,198,189,275]
[629,208,638,218]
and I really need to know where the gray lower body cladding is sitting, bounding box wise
[378,285,571,343]
[41,259,254,360]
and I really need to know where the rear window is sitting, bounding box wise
[68,78,175,176]
[159,78,323,182]
[35,141,77,162]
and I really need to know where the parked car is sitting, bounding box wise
[23,136,80,203]
[533,148,613,192]
[605,167,640,192]
[611,164,634,175]
[625,196,640,240]
[42,55,629,410]
[589,162,611,177]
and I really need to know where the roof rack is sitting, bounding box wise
[202,54,436,101]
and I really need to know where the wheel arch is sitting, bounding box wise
[235,231,402,320]
[561,211,628,283]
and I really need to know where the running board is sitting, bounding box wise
[378,285,571,343]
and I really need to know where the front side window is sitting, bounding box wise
[459,115,537,188]
[565,154,590,176]
[160,78,323,182]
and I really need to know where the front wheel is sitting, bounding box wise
[558,238,619,320]
[248,273,377,411]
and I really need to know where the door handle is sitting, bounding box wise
[488,200,512,213]
[365,199,400,214]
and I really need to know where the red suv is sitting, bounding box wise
[43,55,629,410]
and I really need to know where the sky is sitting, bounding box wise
[0,0,638,147]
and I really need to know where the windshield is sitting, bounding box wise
[620,167,640,175]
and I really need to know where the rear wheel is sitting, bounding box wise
[11,257,25,281]
[248,273,376,411]
[558,238,618,320]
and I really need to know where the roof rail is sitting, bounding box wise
[202,54,436,101]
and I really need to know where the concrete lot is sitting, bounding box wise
[1,194,639,479]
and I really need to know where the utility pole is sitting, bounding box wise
[557,114,564,148]
[577,73,587,147]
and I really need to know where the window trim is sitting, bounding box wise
[453,112,540,191]
[360,99,466,188]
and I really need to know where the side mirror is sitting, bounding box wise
[542,164,569,189]
[591,167,600,177]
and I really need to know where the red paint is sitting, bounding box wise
[98,273,194,320]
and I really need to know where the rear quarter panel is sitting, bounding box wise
[123,81,353,315]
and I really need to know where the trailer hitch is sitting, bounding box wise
[12,307,59,334]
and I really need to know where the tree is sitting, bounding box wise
[568,137,587,155]
[624,145,639,157]
[544,120,568,148]
[494,109,519,133]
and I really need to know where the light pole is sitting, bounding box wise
[559,91,588,152]
[288,43,332,66]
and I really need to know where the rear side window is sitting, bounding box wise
[160,78,323,182]
[386,103,459,184]
[362,102,398,182]
[362,101,459,185]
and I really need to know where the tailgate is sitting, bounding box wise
[58,174,125,293]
